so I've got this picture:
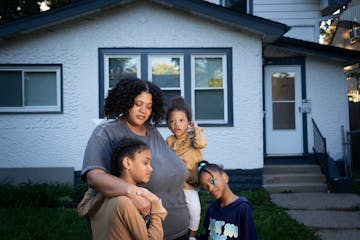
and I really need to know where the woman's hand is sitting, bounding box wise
[87,169,151,215]
[127,186,152,216]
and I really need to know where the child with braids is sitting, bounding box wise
[197,160,258,240]
[165,96,208,240]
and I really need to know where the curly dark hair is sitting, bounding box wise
[110,137,150,177]
[104,78,165,125]
[165,96,192,124]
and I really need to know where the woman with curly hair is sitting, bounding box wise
[80,78,190,239]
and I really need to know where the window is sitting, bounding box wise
[0,65,62,113]
[99,49,232,125]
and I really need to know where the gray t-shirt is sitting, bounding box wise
[82,119,189,239]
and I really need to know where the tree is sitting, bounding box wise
[320,19,337,45]
[0,0,72,24]
[0,0,41,24]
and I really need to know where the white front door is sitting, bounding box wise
[265,65,303,155]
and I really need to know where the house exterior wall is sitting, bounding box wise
[0,1,264,172]
[306,56,349,160]
[252,0,322,42]
[203,0,323,42]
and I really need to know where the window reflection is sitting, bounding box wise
[151,56,180,88]
[195,57,223,88]
[109,58,138,88]
[272,72,295,101]
[271,72,296,130]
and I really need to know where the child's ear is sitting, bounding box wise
[222,172,229,184]
[123,156,132,170]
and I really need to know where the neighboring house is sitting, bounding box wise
[330,0,360,170]
[0,0,359,188]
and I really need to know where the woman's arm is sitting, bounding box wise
[86,169,151,215]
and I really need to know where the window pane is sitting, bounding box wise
[272,72,295,101]
[273,102,295,129]
[109,58,138,88]
[195,57,223,88]
[0,71,22,107]
[25,72,57,106]
[195,90,224,120]
[151,57,180,88]
[162,90,181,106]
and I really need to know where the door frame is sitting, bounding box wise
[263,57,308,156]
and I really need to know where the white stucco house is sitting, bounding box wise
[0,0,359,189]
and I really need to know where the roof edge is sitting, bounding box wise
[270,36,360,65]
[0,0,289,42]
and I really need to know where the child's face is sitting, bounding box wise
[168,110,190,139]
[128,149,153,185]
[199,170,226,200]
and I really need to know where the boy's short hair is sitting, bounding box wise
[110,137,150,177]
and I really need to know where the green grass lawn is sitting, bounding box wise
[0,182,325,240]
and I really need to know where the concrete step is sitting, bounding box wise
[263,182,328,193]
[263,173,326,184]
[263,164,322,174]
[263,164,327,193]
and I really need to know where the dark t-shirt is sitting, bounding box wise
[201,197,258,240]
[81,119,189,239]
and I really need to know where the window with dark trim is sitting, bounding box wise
[99,48,233,126]
[0,64,62,113]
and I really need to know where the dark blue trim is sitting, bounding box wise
[98,48,233,126]
[263,57,308,155]
[98,50,105,118]
[262,62,266,156]
[270,37,360,65]
[184,52,192,106]
[226,168,262,190]
[248,0,253,14]
[0,63,63,114]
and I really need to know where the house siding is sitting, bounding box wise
[0,1,264,173]
[306,57,349,160]
[253,0,322,42]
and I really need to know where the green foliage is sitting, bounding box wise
[209,77,222,87]
[0,182,87,207]
[320,19,337,45]
[0,185,322,239]
[0,208,90,240]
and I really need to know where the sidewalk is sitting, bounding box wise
[270,192,360,240]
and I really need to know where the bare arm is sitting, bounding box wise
[86,169,151,215]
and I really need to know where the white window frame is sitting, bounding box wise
[104,54,141,97]
[0,65,62,113]
[191,54,228,124]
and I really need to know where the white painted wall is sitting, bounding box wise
[253,0,322,42]
[306,57,349,160]
[0,1,264,170]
